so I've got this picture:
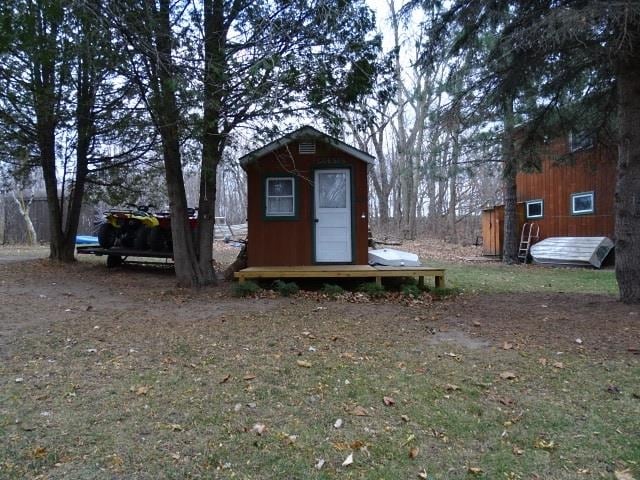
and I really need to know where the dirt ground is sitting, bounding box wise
[1,242,637,361]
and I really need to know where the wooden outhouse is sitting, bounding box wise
[482,132,617,256]
[240,126,374,267]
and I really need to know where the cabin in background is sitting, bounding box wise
[240,126,374,267]
[482,132,617,257]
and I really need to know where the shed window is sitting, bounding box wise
[571,192,594,215]
[266,177,295,216]
[526,200,543,219]
[298,142,316,154]
[569,130,594,152]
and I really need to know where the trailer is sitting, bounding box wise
[76,245,174,268]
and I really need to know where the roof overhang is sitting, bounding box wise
[239,125,375,168]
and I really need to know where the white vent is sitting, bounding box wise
[298,142,316,154]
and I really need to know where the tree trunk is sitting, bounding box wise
[154,0,206,287]
[11,191,37,245]
[502,96,519,264]
[615,57,640,303]
[196,0,227,286]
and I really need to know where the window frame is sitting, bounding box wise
[569,130,594,152]
[264,176,297,220]
[571,191,595,216]
[526,199,544,219]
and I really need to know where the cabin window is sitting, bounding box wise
[569,130,594,152]
[298,142,316,154]
[526,200,543,219]
[265,177,295,217]
[571,191,594,215]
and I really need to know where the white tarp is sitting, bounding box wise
[368,248,422,267]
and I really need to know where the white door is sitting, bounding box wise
[314,169,352,262]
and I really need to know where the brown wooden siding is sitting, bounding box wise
[245,142,369,267]
[515,138,616,240]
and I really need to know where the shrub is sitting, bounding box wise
[358,282,386,298]
[402,284,422,298]
[273,280,300,297]
[430,286,460,299]
[321,283,345,298]
[232,280,261,297]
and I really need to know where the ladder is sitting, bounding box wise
[518,222,539,264]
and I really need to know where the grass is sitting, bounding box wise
[429,261,619,296]
[1,301,638,479]
[0,257,633,479]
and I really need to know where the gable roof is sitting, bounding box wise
[239,125,375,167]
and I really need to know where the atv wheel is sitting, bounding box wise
[134,227,151,250]
[148,227,167,251]
[106,255,123,268]
[98,223,117,249]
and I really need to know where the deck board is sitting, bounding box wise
[234,265,445,288]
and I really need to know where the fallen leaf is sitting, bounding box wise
[383,396,396,406]
[31,446,47,459]
[409,446,419,459]
[314,458,325,470]
[468,466,483,474]
[538,357,548,366]
[499,396,515,406]
[282,433,297,445]
[296,360,312,368]
[444,383,460,391]
[170,423,182,432]
[502,342,514,350]
[401,414,410,422]
[251,423,266,435]
[342,453,353,466]
[402,434,416,446]
[243,374,256,380]
[350,405,369,416]
[512,446,524,455]
[472,321,482,327]
[219,374,231,384]
[553,361,564,369]
[418,470,428,479]
[133,385,150,396]
[499,371,517,380]
[534,439,555,450]
[615,470,636,480]
[577,468,591,474]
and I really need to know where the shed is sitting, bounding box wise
[240,126,374,267]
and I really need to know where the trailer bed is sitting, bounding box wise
[76,245,174,267]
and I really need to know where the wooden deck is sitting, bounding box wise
[234,265,445,288]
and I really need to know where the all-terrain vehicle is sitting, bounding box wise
[97,204,159,249]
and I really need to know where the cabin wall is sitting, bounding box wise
[516,138,616,240]
[245,143,369,267]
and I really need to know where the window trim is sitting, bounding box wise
[526,199,544,219]
[263,175,298,220]
[571,191,595,216]
[569,130,594,152]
